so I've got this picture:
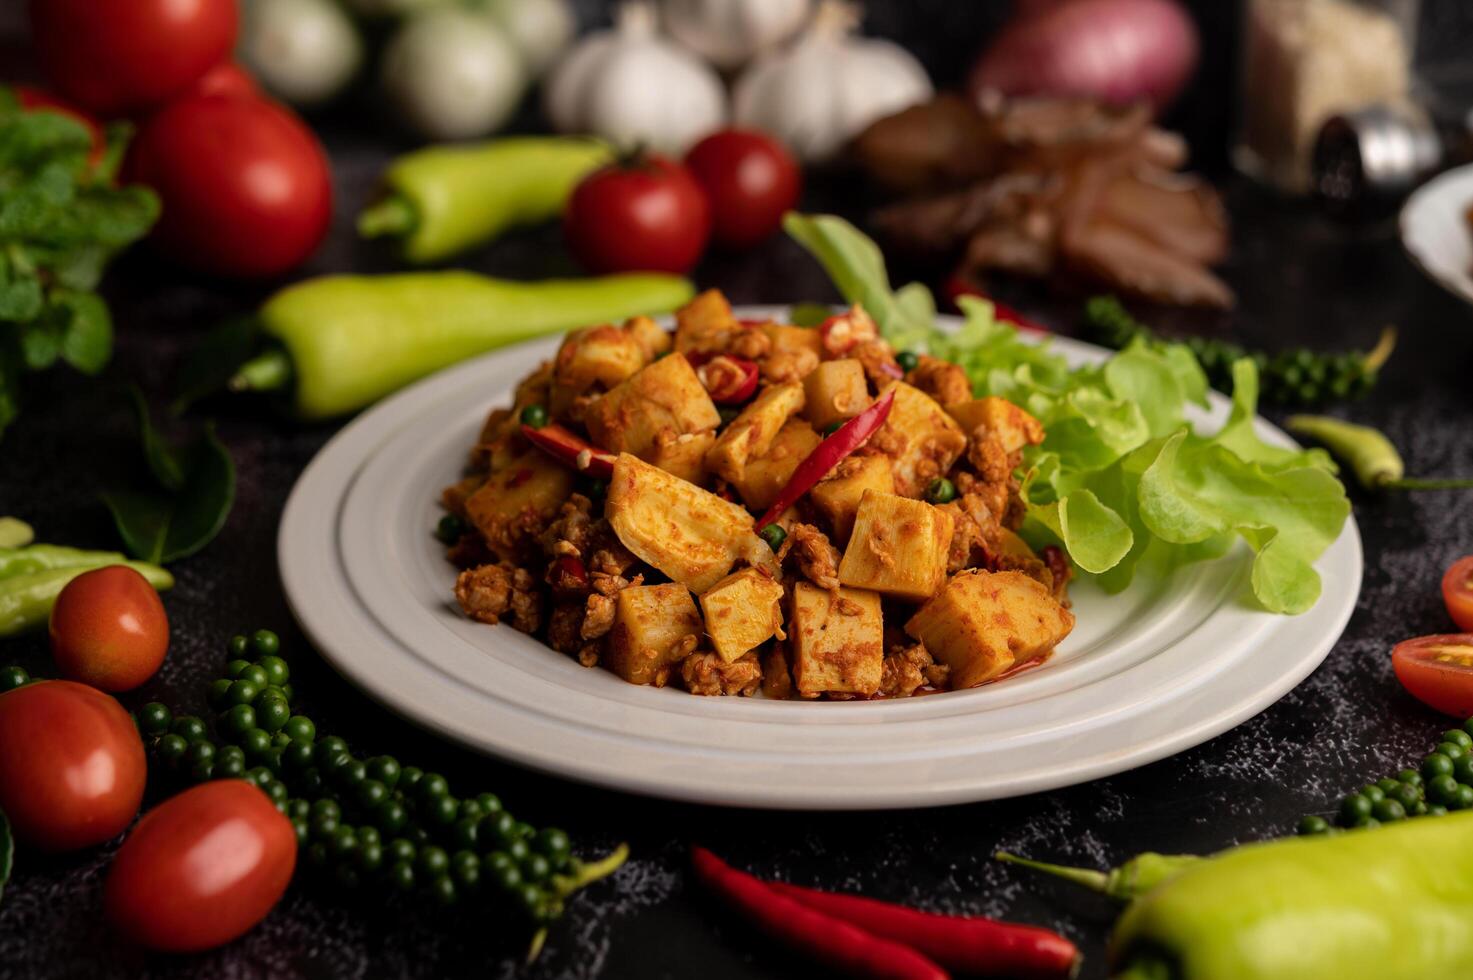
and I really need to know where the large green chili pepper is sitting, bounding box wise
[1107,812,1473,979]
[995,851,1199,901]
[232,270,695,419]
[0,562,173,636]
[357,137,611,264]
[1286,415,1473,491]
[0,544,130,579]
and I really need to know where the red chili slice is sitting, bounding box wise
[547,555,591,596]
[818,306,880,357]
[754,386,896,531]
[520,423,616,478]
[696,354,760,404]
[691,847,947,980]
[766,881,1079,980]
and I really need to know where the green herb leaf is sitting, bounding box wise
[0,805,11,907]
[102,393,235,564]
[785,213,1352,614]
[53,288,112,374]
[0,334,20,439]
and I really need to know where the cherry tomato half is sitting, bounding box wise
[1393,634,1473,718]
[0,680,146,851]
[564,156,710,275]
[124,94,333,279]
[1443,557,1473,632]
[29,0,238,117]
[106,780,297,952]
[50,565,170,692]
[684,129,802,249]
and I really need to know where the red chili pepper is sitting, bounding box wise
[819,306,880,357]
[754,386,896,531]
[766,881,1079,980]
[520,423,616,479]
[694,354,760,404]
[691,847,949,980]
[547,555,590,596]
[943,276,1049,335]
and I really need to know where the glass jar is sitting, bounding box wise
[1235,0,1420,193]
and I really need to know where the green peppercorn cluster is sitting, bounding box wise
[80,629,619,928]
[1297,723,1473,836]
[1085,296,1387,408]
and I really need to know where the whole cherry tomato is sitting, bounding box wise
[564,156,710,275]
[1444,557,1473,632]
[0,680,146,851]
[14,86,105,165]
[684,129,802,249]
[1392,634,1473,718]
[29,0,237,117]
[106,781,297,952]
[124,94,332,278]
[50,565,170,692]
[192,62,259,100]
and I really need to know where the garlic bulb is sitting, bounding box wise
[661,0,812,70]
[381,9,527,140]
[545,3,727,155]
[469,0,577,77]
[733,1,932,163]
[240,0,363,107]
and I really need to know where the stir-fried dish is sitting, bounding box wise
[440,290,1075,700]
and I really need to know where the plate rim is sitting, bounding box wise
[279,309,1363,810]
[1400,163,1473,306]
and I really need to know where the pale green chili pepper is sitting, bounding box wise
[0,562,173,636]
[1287,416,1473,491]
[0,544,129,579]
[0,518,32,549]
[357,137,611,264]
[994,851,1201,902]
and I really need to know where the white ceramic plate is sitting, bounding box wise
[279,309,1362,811]
[1402,164,1473,307]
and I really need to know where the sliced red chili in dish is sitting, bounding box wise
[520,423,616,479]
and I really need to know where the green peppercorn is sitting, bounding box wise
[1456,785,1473,811]
[281,740,314,774]
[520,404,549,429]
[291,818,310,847]
[925,477,956,505]
[1430,774,1462,805]
[1429,804,1451,817]
[476,793,502,815]
[227,634,250,658]
[156,733,189,766]
[388,860,415,891]
[452,850,481,890]
[1398,768,1424,788]
[452,817,480,850]
[457,799,484,822]
[417,773,449,802]
[314,736,350,768]
[172,715,208,741]
[137,702,172,735]
[1297,815,1330,836]
[0,665,29,691]
[426,795,459,827]
[297,768,325,796]
[896,351,919,373]
[1353,817,1381,831]
[1339,793,1373,825]
[1424,753,1456,780]
[1372,798,1406,822]
[430,875,458,907]
[418,846,450,878]
[435,514,466,545]
[759,524,786,552]
[506,838,531,864]
[257,655,289,686]
[521,853,551,883]
[485,810,516,845]
[488,856,521,891]
[358,779,389,810]
[376,799,409,834]
[255,696,291,734]
[535,828,572,864]
[185,739,216,767]
[216,746,247,779]
[399,766,424,791]
[1387,781,1421,810]
[283,716,316,743]
[226,679,260,707]
[334,758,368,789]
[221,703,255,738]
[1439,741,1468,762]
[1360,784,1386,804]
[207,678,233,709]
[516,884,545,916]
[387,838,416,865]
[357,840,384,873]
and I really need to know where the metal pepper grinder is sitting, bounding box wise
[1312,95,1473,220]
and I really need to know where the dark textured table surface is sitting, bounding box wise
[7,25,1473,980]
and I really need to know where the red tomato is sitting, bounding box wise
[15,86,105,163]
[1393,634,1473,717]
[124,94,333,278]
[193,62,259,100]
[0,680,146,851]
[106,781,297,952]
[29,0,237,117]
[684,129,802,249]
[564,156,710,275]
[49,565,170,692]
[1444,557,1473,632]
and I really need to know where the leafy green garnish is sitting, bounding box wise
[0,87,160,440]
[0,805,11,907]
[784,213,1351,614]
[101,388,236,564]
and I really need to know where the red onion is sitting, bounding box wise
[970,0,1199,114]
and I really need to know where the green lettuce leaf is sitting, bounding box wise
[784,212,1351,615]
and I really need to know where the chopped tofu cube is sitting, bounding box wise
[705,382,805,483]
[762,322,824,358]
[947,396,1045,454]
[605,584,703,686]
[606,453,772,593]
[905,569,1074,689]
[649,429,716,484]
[810,455,894,545]
[700,567,785,662]
[623,315,671,361]
[732,419,822,512]
[553,324,647,392]
[837,491,953,601]
[873,382,968,497]
[674,289,741,355]
[585,354,721,459]
[463,451,574,558]
[789,583,884,695]
[803,359,872,432]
